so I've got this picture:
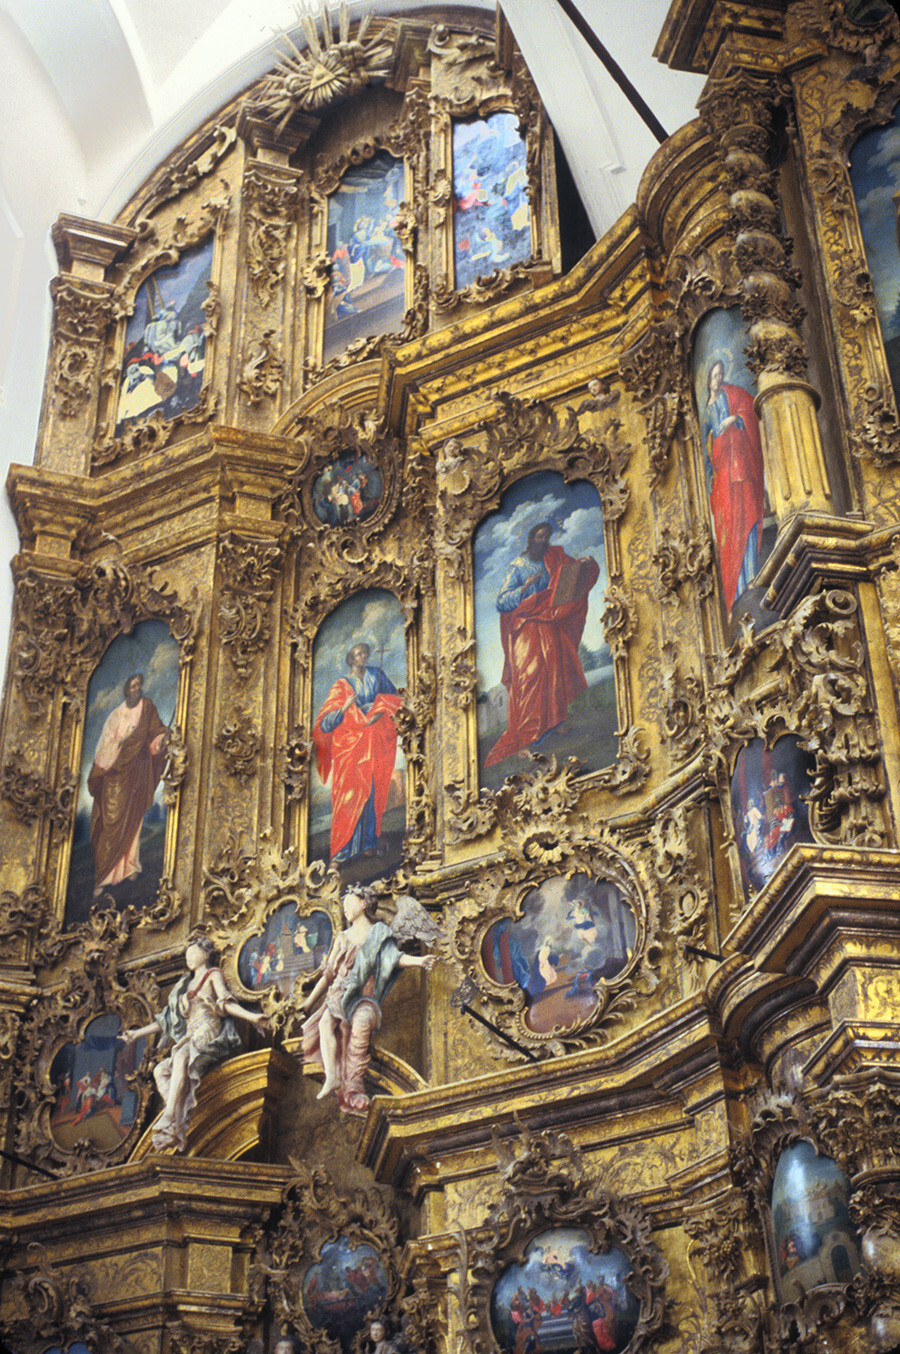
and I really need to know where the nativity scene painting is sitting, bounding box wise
[452,111,531,290]
[65,620,179,926]
[238,904,332,995]
[323,151,406,363]
[309,589,406,884]
[50,1014,147,1152]
[115,235,213,434]
[692,307,774,622]
[473,471,613,790]
[730,735,814,896]
[489,1228,640,1354]
[481,873,635,1033]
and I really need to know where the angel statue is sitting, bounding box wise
[122,935,269,1152]
[300,888,440,1114]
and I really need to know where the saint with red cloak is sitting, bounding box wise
[88,673,168,894]
[313,642,402,861]
[703,359,765,612]
[485,522,600,767]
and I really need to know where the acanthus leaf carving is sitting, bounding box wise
[1,750,75,829]
[218,533,282,680]
[618,319,685,485]
[237,327,284,405]
[243,161,304,306]
[12,557,199,709]
[215,707,261,783]
[4,1243,126,1352]
[49,277,115,419]
[281,725,311,804]
[653,525,715,602]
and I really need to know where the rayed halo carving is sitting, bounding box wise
[455,1121,668,1354]
[444,832,660,1058]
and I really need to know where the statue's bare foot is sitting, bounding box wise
[317,1077,339,1100]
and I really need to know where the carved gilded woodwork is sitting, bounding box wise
[13,928,159,1176]
[218,533,283,680]
[259,1161,404,1353]
[455,1122,668,1354]
[215,707,262,783]
[92,187,230,467]
[2,1243,126,1354]
[259,9,396,124]
[444,818,661,1057]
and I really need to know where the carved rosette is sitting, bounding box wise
[443,814,661,1058]
[49,276,115,419]
[258,1162,404,1354]
[456,1122,668,1354]
[217,534,282,680]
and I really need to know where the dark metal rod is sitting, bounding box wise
[462,1003,540,1061]
[549,0,669,144]
[0,1148,57,1179]
[684,944,727,963]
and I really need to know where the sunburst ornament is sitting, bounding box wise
[261,3,394,127]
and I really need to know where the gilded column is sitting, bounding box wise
[698,73,833,523]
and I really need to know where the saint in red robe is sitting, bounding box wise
[313,666,402,860]
[704,381,765,611]
[485,544,600,767]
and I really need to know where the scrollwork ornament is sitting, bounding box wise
[11,557,199,709]
[600,584,636,660]
[243,162,304,306]
[14,939,160,1175]
[161,722,188,807]
[4,1243,125,1353]
[456,1121,668,1353]
[653,525,714,602]
[442,634,478,711]
[49,277,115,419]
[1,750,75,828]
[443,820,660,1057]
[237,328,284,405]
[301,250,332,297]
[281,725,311,804]
[218,533,282,679]
[258,1160,402,1354]
[215,707,261,783]
[275,403,402,552]
[618,319,684,484]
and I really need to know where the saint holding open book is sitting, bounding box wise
[485,521,600,766]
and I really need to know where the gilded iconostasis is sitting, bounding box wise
[6,1,900,1351]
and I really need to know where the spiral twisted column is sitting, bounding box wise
[699,72,833,523]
